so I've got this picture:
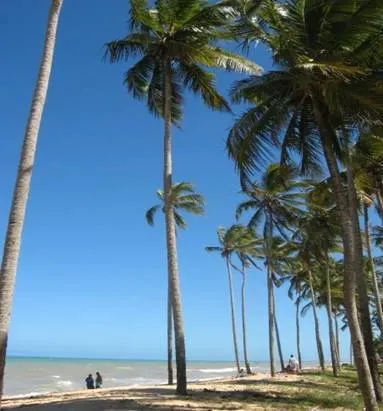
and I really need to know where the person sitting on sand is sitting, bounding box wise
[85,374,94,389]
[286,355,299,373]
[95,372,103,389]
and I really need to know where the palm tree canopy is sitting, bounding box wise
[105,0,261,124]
[236,163,305,238]
[146,181,205,229]
[227,0,383,178]
[351,129,383,210]
[206,224,262,261]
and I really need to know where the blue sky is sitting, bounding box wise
[0,0,359,363]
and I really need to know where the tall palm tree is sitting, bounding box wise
[286,264,308,370]
[0,0,63,402]
[206,225,259,374]
[236,163,303,376]
[105,0,260,394]
[352,133,383,334]
[227,1,383,407]
[146,182,204,385]
[301,204,342,376]
[286,237,326,372]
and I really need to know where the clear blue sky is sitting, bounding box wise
[0,0,357,363]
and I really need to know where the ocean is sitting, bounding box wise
[4,357,272,398]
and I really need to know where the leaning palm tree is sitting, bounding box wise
[227,1,383,407]
[0,0,63,402]
[236,163,303,376]
[146,182,204,385]
[206,225,259,374]
[105,0,260,394]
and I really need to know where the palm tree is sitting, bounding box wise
[232,254,258,375]
[301,203,342,376]
[227,1,383,407]
[0,0,63,402]
[352,133,383,334]
[286,236,326,372]
[105,0,260,394]
[206,225,259,374]
[236,163,303,376]
[285,262,310,371]
[146,182,205,229]
[146,182,204,385]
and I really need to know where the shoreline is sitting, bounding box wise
[3,372,284,410]
[3,374,236,401]
[2,368,363,410]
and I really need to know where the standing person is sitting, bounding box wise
[95,372,103,389]
[85,374,94,389]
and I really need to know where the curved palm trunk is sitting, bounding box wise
[240,265,252,374]
[272,287,284,371]
[308,268,325,372]
[0,0,63,402]
[325,255,339,376]
[167,288,173,385]
[226,258,241,374]
[313,98,378,410]
[163,59,187,395]
[347,163,383,402]
[296,296,302,370]
[364,205,383,334]
[267,263,276,377]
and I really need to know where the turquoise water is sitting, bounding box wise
[4,356,271,397]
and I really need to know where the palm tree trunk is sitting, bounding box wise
[226,258,241,374]
[376,191,383,220]
[364,205,383,334]
[313,97,378,410]
[325,254,339,376]
[346,162,383,402]
[0,0,63,402]
[163,58,187,395]
[296,296,302,370]
[308,268,325,372]
[240,264,252,374]
[334,314,341,367]
[267,263,276,377]
[272,287,284,371]
[266,215,276,377]
[167,287,173,385]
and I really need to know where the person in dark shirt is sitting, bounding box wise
[95,372,103,389]
[85,374,94,389]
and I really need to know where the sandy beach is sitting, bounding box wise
[2,373,303,410]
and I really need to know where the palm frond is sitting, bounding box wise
[145,204,161,226]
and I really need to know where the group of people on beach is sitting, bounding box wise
[85,372,103,389]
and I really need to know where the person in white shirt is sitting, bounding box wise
[287,354,299,373]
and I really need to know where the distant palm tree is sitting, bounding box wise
[206,225,259,374]
[236,163,304,376]
[105,0,259,394]
[286,267,306,370]
[287,238,326,372]
[0,0,63,402]
[146,182,204,385]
